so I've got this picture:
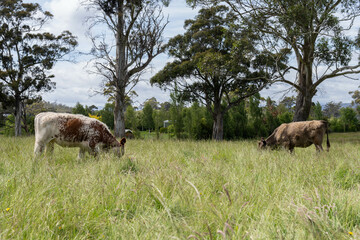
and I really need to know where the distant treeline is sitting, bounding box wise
[1,93,359,139]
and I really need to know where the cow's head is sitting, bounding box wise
[258,137,267,149]
[108,137,126,157]
[119,137,126,156]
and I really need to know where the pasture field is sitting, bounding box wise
[0,133,359,239]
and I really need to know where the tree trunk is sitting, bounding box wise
[293,53,314,122]
[114,0,126,138]
[14,98,22,136]
[212,104,224,141]
[114,91,126,138]
[22,102,29,134]
[293,91,313,121]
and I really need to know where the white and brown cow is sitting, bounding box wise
[258,120,330,153]
[34,112,126,158]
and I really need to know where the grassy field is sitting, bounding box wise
[0,133,359,239]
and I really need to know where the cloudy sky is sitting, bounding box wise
[26,0,360,108]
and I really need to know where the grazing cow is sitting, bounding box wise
[258,120,330,153]
[34,112,126,158]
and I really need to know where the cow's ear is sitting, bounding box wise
[120,137,126,145]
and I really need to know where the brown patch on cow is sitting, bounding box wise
[66,118,83,134]
[59,117,86,142]
[89,120,121,149]
[120,137,126,145]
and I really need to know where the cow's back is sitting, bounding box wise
[35,112,91,143]
[35,112,62,143]
[275,120,327,147]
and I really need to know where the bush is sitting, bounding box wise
[329,117,343,132]
[278,112,293,124]
[4,115,15,136]
[159,127,168,133]
[167,124,175,137]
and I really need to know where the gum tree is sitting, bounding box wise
[84,0,169,138]
[188,0,360,121]
[151,5,283,140]
[0,0,77,136]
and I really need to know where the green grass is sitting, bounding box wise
[0,132,360,239]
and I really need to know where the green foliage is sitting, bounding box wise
[183,102,212,140]
[339,107,359,132]
[3,114,15,136]
[247,93,267,137]
[310,102,324,120]
[99,103,114,129]
[4,113,35,136]
[349,86,360,106]
[72,102,87,116]
[153,110,162,139]
[125,105,137,130]
[264,97,280,135]
[159,127,167,134]
[278,111,293,124]
[151,4,277,140]
[329,117,343,132]
[120,93,360,140]
[188,0,360,121]
[0,0,77,136]
[76,94,360,141]
[169,89,184,139]
[142,103,154,130]
[323,101,342,118]
[279,96,296,113]
[224,100,247,139]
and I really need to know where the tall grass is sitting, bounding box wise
[0,133,359,239]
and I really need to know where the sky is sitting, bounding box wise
[25,0,360,108]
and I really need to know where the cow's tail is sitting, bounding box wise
[325,121,330,152]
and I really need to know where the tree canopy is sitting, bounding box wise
[187,0,360,121]
[151,5,284,140]
[84,0,169,138]
[0,0,77,136]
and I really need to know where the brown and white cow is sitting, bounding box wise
[34,112,126,158]
[258,120,330,153]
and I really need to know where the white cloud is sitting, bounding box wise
[41,61,107,107]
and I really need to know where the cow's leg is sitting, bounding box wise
[34,141,45,157]
[45,140,55,155]
[88,147,99,158]
[285,141,294,154]
[315,144,324,152]
[78,148,86,160]
[88,141,99,158]
[314,135,324,152]
[289,147,294,154]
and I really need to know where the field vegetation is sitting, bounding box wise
[0,132,360,239]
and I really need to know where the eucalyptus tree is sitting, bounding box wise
[84,0,169,138]
[188,0,360,121]
[151,5,282,140]
[349,86,360,106]
[323,101,342,118]
[0,0,77,136]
